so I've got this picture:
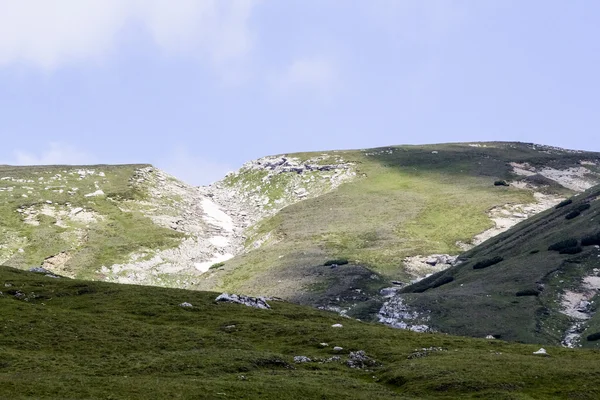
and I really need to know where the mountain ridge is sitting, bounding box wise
[2,141,600,319]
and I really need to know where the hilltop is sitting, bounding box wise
[1,266,600,399]
[2,142,600,319]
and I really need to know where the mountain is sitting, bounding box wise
[2,142,600,319]
[1,265,600,399]
[397,183,600,347]
[198,142,600,315]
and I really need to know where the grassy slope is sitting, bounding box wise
[2,266,600,399]
[0,165,183,279]
[207,143,597,309]
[402,184,600,346]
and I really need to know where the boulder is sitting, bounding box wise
[215,293,271,309]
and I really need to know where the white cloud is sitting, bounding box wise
[6,142,96,165]
[155,146,233,186]
[270,57,339,99]
[0,0,259,71]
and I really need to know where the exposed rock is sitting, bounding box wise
[42,252,71,272]
[84,189,105,197]
[408,347,446,359]
[533,348,548,356]
[378,295,430,332]
[403,254,458,277]
[215,293,271,309]
[28,267,53,274]
[331,323,343,328]
[294,356,311,363]
[346,351,378,369]
[560,274,600,347]
[333,346,344,352]
[457,192,564,251]
[179,302,193,308]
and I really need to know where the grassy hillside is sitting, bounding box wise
[2,266,600,399]
[202,142,600,313]
[401,183,600,346]
[0,165,184,280]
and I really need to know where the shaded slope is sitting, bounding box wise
[401,183,600,346]
[2,266,600,399]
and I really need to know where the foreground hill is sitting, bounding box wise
[399,183,600,347]
[2,142,600,317]
[1,266,600,399]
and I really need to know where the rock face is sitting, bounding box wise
[377,294,430,332]
[215,293,271,309]
[560,273,600,348]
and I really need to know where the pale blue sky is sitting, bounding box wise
[1,0,599,184]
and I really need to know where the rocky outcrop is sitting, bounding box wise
[560,272,600,348]
[215,293,271,309]
[201,154,357,248]
[377,291,430,332]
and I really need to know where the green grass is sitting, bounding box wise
[2,266,600,399]
[208,142,590,306]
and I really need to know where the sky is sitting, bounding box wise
[1,0,599,185]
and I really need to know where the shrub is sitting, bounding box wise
[559,246,583,255]
[582,232,600,246]
[555,199,573,209]
[403,271,445,293]
[576,203,591,212]
[430,275,454,289]
[587,332,600,342]
[494,180,509,187]
[548,238,578,251]
[565,203,591,220]
[473,256,504,270]
[516,289,540,297]
[209,262,225,270]
[324,259,349,266]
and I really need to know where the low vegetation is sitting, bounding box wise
[2,266,600,399]
[472,256,504,270]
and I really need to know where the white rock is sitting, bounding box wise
[485,335,495,339]
[215,293,271,310]
[179,302,193,308]
[84,190,105,197]
[331,324,343,328]
[319,343,329,347]
[333,346,344,351]
[533,348,547,355]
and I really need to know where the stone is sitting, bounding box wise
[319,343,329,347]
[331,324,343,328]
[215,293,271,309]
[333,346,344,351]
[533,348,548,355]
[485,335,495,339]
[294,356,311,363]
[28,267,53,274]
[179,302,193,308]
[347,351,378,369]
